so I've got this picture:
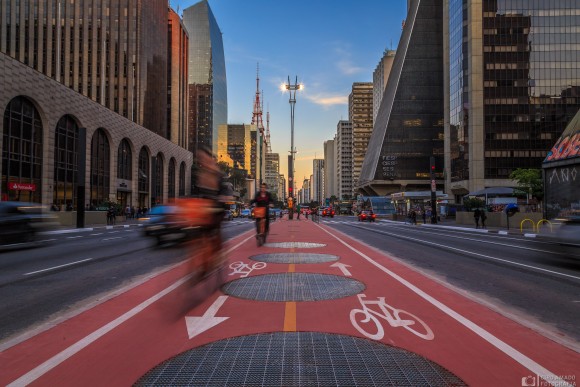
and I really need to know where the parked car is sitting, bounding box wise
[0,201,59,245]
[358,210,376,222]
[240,209,251,218]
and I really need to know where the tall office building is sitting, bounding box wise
[227,124,252,172]
[312,159,324,204]
[349,83,373,195]
[324,139,336,200]
[216,124,234,167]
[278,174,286,202]
[359,0,444,196]
[445,0,580,202]
[183,0,227,155]
[265,153,280,199]
[373,50,396,125]
[168,8,189,148]
[336,120,353,200]
[0,0,170,137]
[0,1,193,209]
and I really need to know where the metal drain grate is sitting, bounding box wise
[135,332,466,386]
[222,273,364,301]
[264,242,326,249]
[250,253,339,264]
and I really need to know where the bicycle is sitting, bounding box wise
[349,294,434,341]
[253,206,267,246]
[229,261,267,277]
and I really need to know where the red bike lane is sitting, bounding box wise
[1,218,578,386]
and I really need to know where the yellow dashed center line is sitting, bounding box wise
[284,302,297,332]
[284,263,297,331]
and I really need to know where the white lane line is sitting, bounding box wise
[8,231,255,387]
[107,231,120,234]
[24,258,94,276]
[352,224,580,280]
[102,237,123,241]
[90,233,103,236]
[316,223,573,387]
[36,239,57,243]
[66,235,84,239]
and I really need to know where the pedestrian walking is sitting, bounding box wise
[474,208,481,229]
[480,209,487,229]
[422,211,427,224]
[410,210,417,225]
[297,203,301,220]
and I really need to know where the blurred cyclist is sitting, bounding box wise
[251,183,274,235]
[186,147,232,280]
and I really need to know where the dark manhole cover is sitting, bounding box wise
[251,253,339,264]
[135,332,467,386]
[264,242,326,249]
[222,273,364,301]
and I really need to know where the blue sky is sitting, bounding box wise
[170,0,407,186]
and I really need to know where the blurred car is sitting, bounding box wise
[322,207,335,218]
[240,209,251,218]
[270,208,282,219]
[142,205,198,245]
[0,201,59,245]
[555,215,580,247]
[223,210,233,221]
[358,210,376,222]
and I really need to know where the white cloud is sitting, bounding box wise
[337,60,364,75]
[304,93,348,107]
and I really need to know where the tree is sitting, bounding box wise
[509,168,544,201]
[462,197,485,211]
[217,161,231,176]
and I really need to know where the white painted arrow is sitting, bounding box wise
[185,295,229,339]
[330,262,352,276]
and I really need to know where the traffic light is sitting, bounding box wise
[288,186,293,196]
[430,156,436,174]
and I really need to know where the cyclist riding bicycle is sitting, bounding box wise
[251,183,274,237]
[185,147,233,280]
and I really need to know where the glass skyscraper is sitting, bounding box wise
[183,0,227,155]
[359,0,444,196]
[446,0,580,200]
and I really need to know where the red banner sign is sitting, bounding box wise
[8,182,36,191]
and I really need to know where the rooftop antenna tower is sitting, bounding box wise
[251,64,265,140]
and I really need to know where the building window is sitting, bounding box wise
[168,158,176,201]
[2,97,43,203]
[90,129,110,206]
[54,115,79,210]
[117,139,132,180]
[179,162,186,196]
[152,153,164,206]
[138,147,149,208]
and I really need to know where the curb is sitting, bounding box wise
[42,223,143,235]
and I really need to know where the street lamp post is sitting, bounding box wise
[284,76,302,220]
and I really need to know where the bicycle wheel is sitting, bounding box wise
[349,309,384,341]
[394,310,434,340]
[252,262,267,270]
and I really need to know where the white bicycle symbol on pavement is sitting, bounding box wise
[350,294,434,341]
[229,261,267,278]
